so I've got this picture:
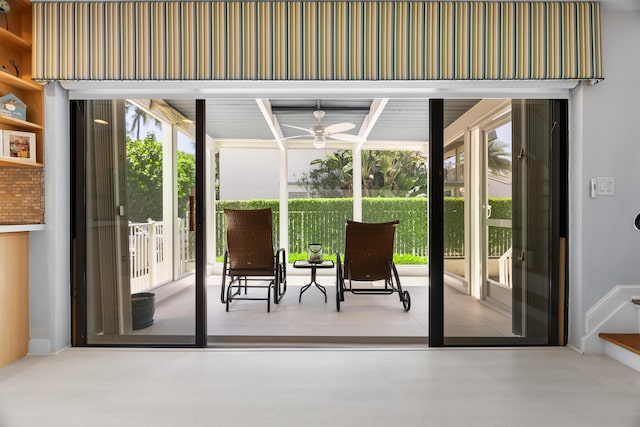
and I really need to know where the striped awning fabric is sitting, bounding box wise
[32,1,603,81]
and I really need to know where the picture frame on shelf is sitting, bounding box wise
[2,129,36,162]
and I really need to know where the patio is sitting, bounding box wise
[130,270,514,344]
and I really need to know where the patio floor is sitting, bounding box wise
[131,271,514,343]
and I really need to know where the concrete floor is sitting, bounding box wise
[1,347,639,426]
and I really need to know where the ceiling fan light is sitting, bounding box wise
[313,135,326,149]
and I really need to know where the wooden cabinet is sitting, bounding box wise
[0,0,43,167]
[0,1,40,367]
[0,232,29,367]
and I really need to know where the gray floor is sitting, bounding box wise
[1,347,640,426]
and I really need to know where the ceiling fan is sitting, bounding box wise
[281,110,365,148]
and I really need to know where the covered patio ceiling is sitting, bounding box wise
[165,97,480,148]
[63,79,579,147]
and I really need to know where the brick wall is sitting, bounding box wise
[0,166,44,224]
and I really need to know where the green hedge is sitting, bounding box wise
[215,197,512,262]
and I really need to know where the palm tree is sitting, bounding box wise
[487,138,512,177]
[299,150,426,198]
[126,102,160,140]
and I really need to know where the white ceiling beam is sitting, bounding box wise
[62,80,577,100]
[356,98,389,151]
[255,98,286,150]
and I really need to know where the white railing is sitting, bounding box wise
[498,247,513,288]
[177,217,195,276]
[129,219,193,294]
[487,218,513,288]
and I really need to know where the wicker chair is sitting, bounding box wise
[336,220,410,312]
[221,208,287,312]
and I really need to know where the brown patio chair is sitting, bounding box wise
[221,208,287,312]
[335,220,410,311]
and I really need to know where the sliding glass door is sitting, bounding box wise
[72,96,567,348]
[73,99,198,345]
[437,98,567,345]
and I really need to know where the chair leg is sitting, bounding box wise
[273,279,279,304]
[267,283,271,312]
[221,252,229,303]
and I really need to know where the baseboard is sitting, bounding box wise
[28,338,51,355]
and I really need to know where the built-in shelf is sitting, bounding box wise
[0,157,43,168]
[0,28,31,50]
[0,70,42,92]
[0,0,40,371]
[0,224,45,233]
[13,0,32,9]
[0,114,43,131]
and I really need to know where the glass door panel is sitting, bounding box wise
[84,99,196,344]
[209,144,281,337]
[443,98,559,344]
[484,120,513,312]
[288,148,353,263]
[443,137,467,292]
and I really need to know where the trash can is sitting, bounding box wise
[131,292,155,330]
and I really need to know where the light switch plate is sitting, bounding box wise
[596,176,615,196]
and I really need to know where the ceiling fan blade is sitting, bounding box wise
[282,124,313,134]
[329,133,366,143]
[324,122,355,134]
[282,134,313,140]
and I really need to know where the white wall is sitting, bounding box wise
[568,10,640,351]
[219,148,279,200]
[29,82,71,355]
[219,147,335,200]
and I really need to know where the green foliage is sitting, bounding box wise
[288,252,338,263]
[362,197,428,256]
[362,150,427,197]
[297,150,427,198]
[126,134,163,222]
[299,151,354,197]
[176,150,196,218]
[487,198,513,256]
[393,254,428,264]
[444,198,464,256]
[443,197,512,256]
[125,133,196,222]
[215,197,512,261]
[286,252,426,265]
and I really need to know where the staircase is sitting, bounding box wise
[599,299,640,371]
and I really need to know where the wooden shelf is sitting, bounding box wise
[0,70,42,92]
[0,0,37,369]
[0,28,31,50]
[0,157,43,168]
[0,114,43,131]
[12,0,32,10]
[0,224,44,233]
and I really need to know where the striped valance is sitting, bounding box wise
[32,1,603,81]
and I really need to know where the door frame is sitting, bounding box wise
[69,86,570,348]
[430,98,568,346]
